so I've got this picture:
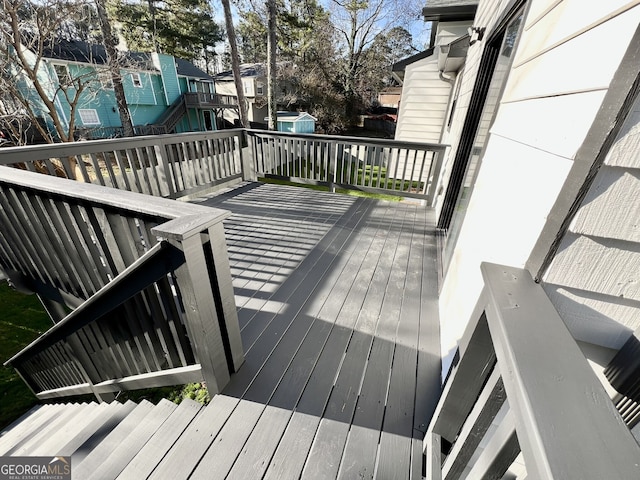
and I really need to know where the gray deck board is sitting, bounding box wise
[193,184,440,480]
[337,205,415,480]
[302,203,406,479]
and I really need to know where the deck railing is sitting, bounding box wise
[425,263,640,479]
[0,130,246,200]
[246,129,446,203]
[0,129,447,399]
[0,167,243,400]
[184,92,239,108]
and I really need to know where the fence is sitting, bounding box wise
[0,130,247,200]
[246,129,446,203]
[425,263,640,479]
[0,167,243,400]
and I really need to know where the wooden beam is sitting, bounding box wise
[464,409,519,480]
[430,311,496,443]
[442,367,507,480]
[482,262,640,479]
[425,432,442,480]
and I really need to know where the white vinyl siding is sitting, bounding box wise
[438,0,640,373]
[394,56,452,144]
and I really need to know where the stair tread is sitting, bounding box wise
[88,399,178,480]
[7,403,86,456]
[117,399,203,480]
[31,402,108,456]
[73,400,154,479]
[0,404,51,454]
[57,401,125,457]
[71,400,137,465]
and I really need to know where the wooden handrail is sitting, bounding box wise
[4,241,184,366]
[424,263,640,479]
[0,167,242,400]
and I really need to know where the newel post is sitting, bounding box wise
[152,211,244,395]
[239,130,257,181]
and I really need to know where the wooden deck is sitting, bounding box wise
[1,181,442,479]
[165,182,442,479]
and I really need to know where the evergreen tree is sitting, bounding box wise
[110,0,223,63]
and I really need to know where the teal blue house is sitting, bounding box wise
[27,40,237,139]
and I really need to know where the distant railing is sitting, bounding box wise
[0,130,247,200]
[246,129,446,203]
[425,263,640,479]
[76,125,169,140]
[184,92,239,108]
[0,167,243,400]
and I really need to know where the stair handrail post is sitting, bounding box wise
[239,129,256,181]
[152,211,244,395]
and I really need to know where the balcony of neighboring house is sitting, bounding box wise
[183,92,239,109]
[0,130,638,478]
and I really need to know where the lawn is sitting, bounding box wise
[0,282,52,431]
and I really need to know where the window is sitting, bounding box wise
[78,109,100,125]
[131,73,143,88]
[256,83,264,95]
[53,64,70,84]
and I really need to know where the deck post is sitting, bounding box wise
[152,211,243,395]
[427,148,445,207]
[329,140,337,193]
[239,130,256,182]
[424,431,442,480]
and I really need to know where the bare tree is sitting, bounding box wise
[0,0,119,144]
[266,0,277,130]
[95,0,133,136]
[329,0,421,118]
[220,0,248,127]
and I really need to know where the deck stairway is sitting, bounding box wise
[0,398,205,479]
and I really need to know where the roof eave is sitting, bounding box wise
[422,4,478,22]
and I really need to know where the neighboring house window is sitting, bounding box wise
[131,73,143,88]
[79,109,100,125]
[53,64,70,84]
[256,83,264,95]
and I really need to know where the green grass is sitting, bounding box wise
[0,283,53,431]
[267,157,424,199]
[259,177,403,202]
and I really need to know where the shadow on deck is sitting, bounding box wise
[156,182,443,479]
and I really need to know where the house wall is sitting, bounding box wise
[124,71,157,106]
[437,0,640,374]
[542,95,640,350]
[152,53,180,104]
[394,55,452,144]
